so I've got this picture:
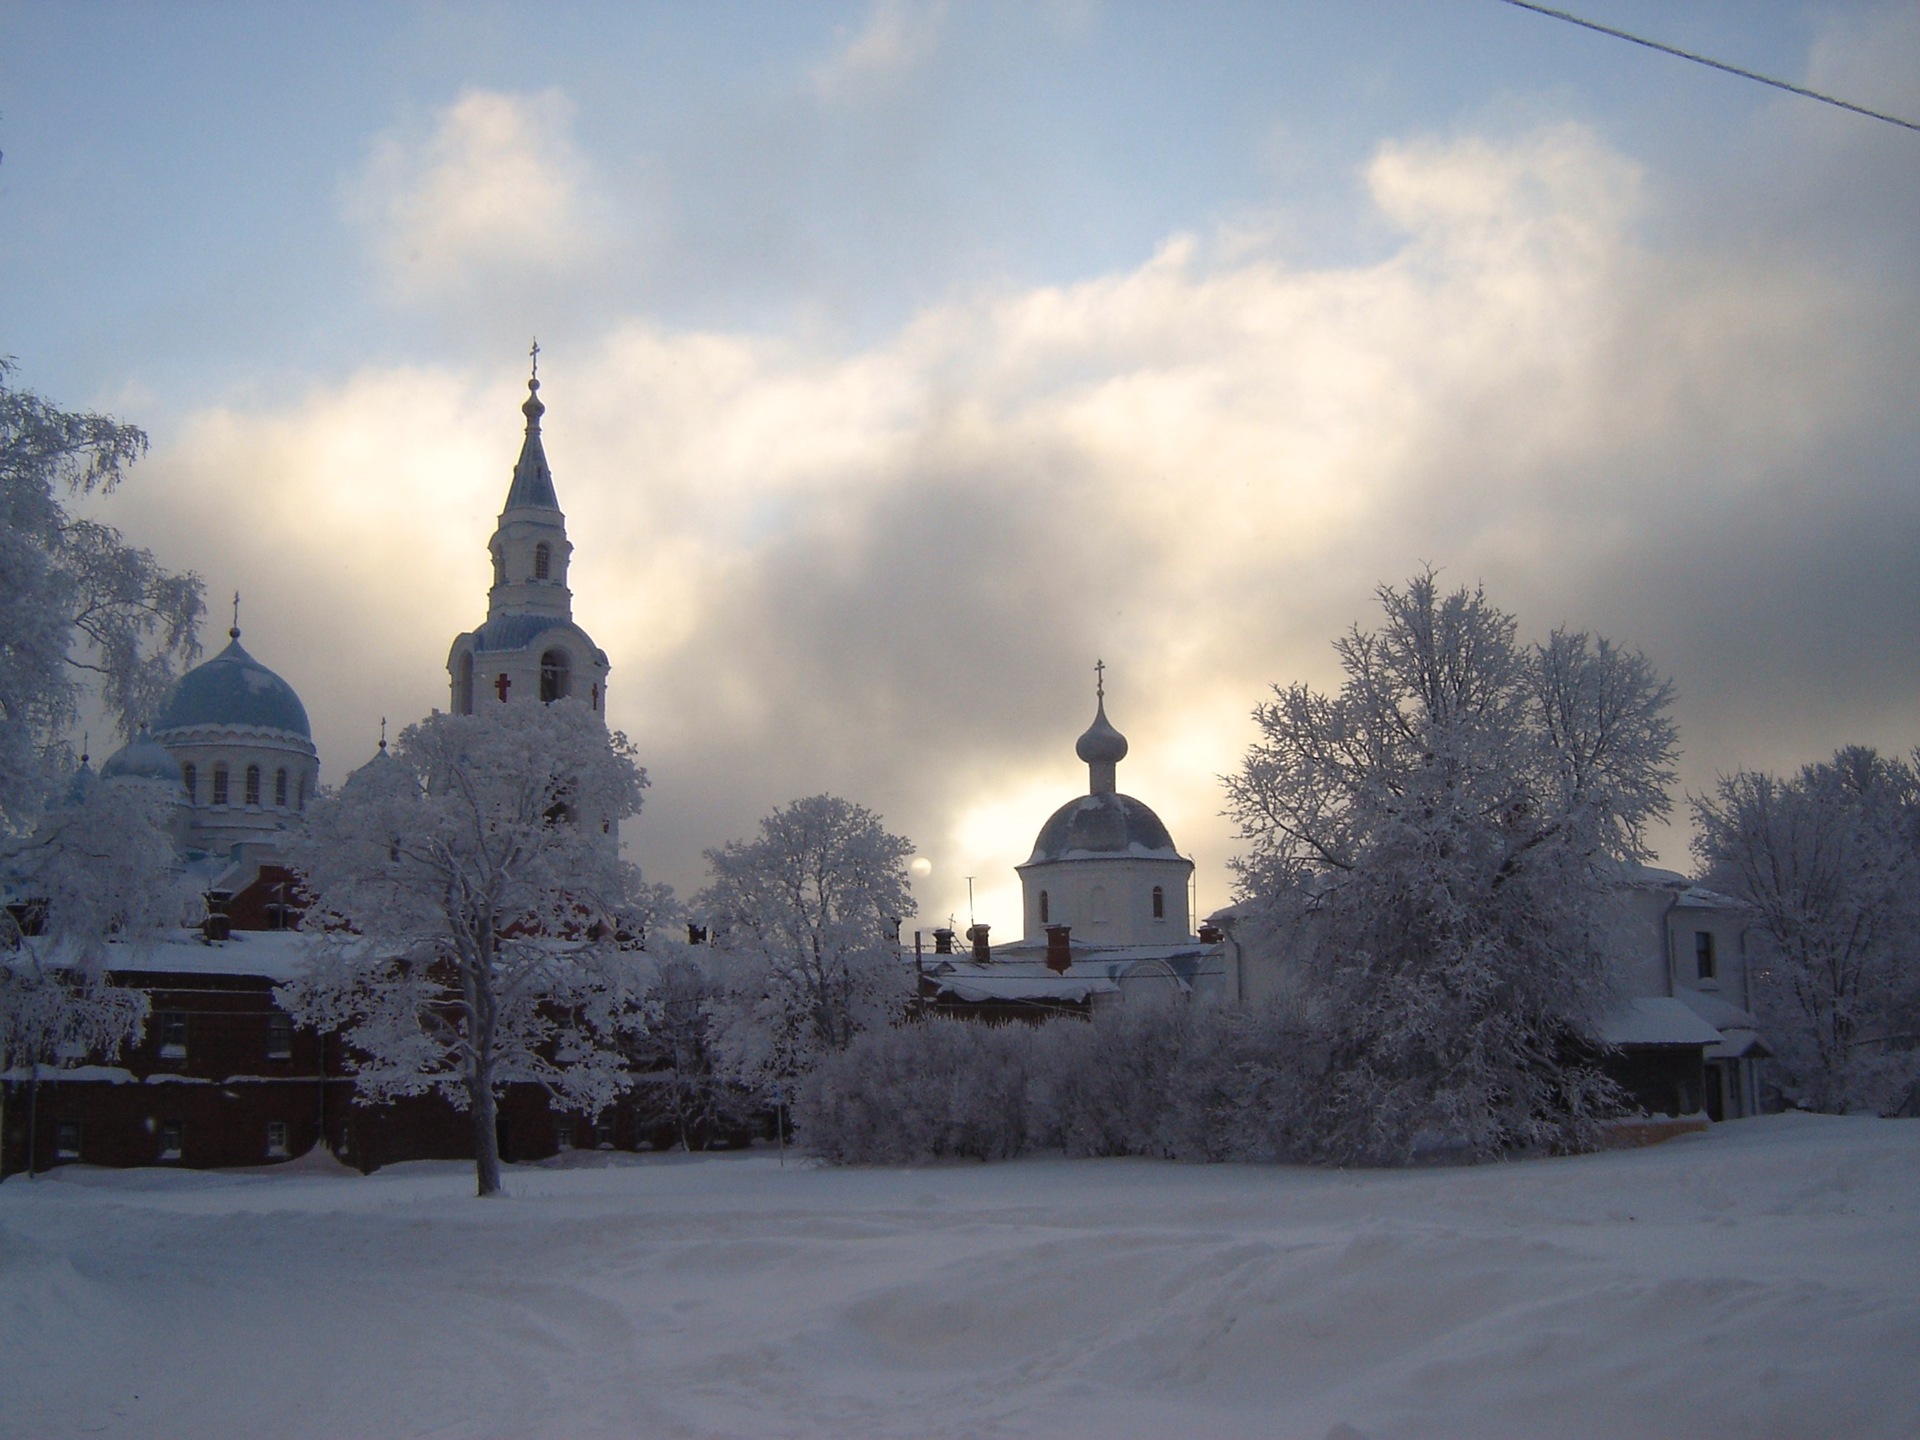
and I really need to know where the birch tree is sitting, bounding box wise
[1693,747,1920,1113]
[281,700,652,1197]
[1224,570,1678,1163]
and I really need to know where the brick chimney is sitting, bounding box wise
[933,927,955,955]
[1045,923,1073,973]
[966,923,991,964]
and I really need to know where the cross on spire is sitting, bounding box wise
[529,337,540,381]
[230,591,241,639]
[378,716,388,752]
[1094,657,1106,701]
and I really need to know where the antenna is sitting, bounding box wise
[965,877,976,927]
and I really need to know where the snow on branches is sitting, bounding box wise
[1223,570,1678,1162]
[1694,746,1920,1114]
[697,794,915,1095]
[281,700,654,1196]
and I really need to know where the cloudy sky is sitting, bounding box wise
[4,1,1918,936]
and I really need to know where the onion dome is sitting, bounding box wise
[100,725,186,788]
[1075,697,1129,767]
[154,628,311,740]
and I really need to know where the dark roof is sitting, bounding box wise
[1025,791,1181,864]
[153,634,311,739]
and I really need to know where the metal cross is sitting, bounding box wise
[1094,657,1105,700]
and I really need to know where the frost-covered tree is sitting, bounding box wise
[280,700,653,1197]
[1693,747,1920,1114]
[0,359,203,836]
[698,795,915,1095]
[1223,570,1677,1163]
[626,944,760,1151]
[1,362,203,1161]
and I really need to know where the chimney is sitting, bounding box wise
[202,890,232,944]
[933,927,955,955]
[1045,923,1073,973]
[687,923,707,945]
[966,923,991,964]
[1197,923,1223,945]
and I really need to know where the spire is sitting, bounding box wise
[503,342,560,512]
[1074,658,1129,795]
[231,590,241,640]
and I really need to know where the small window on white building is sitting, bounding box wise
[274,768,288,807]
[212,764,229,805]
[266,1121,289,1158]
[158,1010,188,1060]
[539,649,571,702]
[182,763,197,804]
[266,1012,293,1060]
[1039,890,1050,924]
[1695,931,1716,981]
[457,652,475,715]
[1151,885,1165,920]
[534,542,551,580]
[245,764,262,806]
[55,1120,81,1160]
[158,1120,184,1162]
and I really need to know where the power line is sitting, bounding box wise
[1496,0,1920,134]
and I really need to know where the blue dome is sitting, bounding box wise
[154,632,311,739]
[1027,792,1179,864]
[100,726,186,786]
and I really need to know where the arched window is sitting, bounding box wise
[539,648,571,702]
[212,764,229,806]
[1151,885,1165,919]
[1038,890,1050,924]
[456,652,474,715]
[182,763,197,805]
[534,542,551,580]
[245,765,262,807]
[491,547,504,588]
[274,768,289,807]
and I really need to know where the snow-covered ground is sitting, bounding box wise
[4,1114,1916,1440]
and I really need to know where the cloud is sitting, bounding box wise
[137,106,1920,936]
[344,88,601,300]
[811,0,946,100]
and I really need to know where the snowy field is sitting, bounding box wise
[3,1115,1916,1440]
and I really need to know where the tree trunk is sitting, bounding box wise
[471,1075,503,1197]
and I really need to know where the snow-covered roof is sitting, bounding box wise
[154,631,312,740]
[1594,996,1725,1048]
[11,929,314,983]
[1023,792,1183,864]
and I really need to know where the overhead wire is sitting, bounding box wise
[1495,0,1920,134]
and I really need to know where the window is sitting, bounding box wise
[1151,885,1165,920]
[158,1120,184,1162]
[245,765,262,806]
[1695,931,1717,981]
[593,1117,615,1149]
[554,1119,574,1151]
[212,764,229,805]
[266,1012,293,1060]
[491,547,504,587]
[539,649,571,702]
[182,763,197,804]
[534,542,551,580]
[266,1122,289,1158]
[274,768,288,807]
[1039,890,1050,924]
[457,652,475,715]
[55,1120,80,1160]
[158,1011,188,1059]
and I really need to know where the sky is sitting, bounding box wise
[4,1,1918,937]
